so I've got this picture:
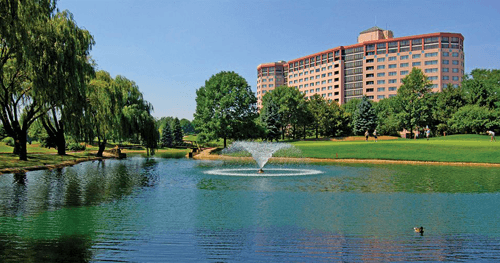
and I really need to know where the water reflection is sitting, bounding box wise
[0,158,499,261]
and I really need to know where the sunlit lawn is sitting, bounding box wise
[291,134,500,163]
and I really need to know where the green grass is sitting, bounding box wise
[291,134,500,163]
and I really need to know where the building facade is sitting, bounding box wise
[256,27,464,107]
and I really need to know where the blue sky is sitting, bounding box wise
[58,0,500,120]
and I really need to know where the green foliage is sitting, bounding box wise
[67,142,86,151]
[193,71,258,148]
[172,118,183,146]
[2,137,15,147]
[261,85,309,140]
[260,99,281,141]
[374,97,400,136]
[352,96,377,135]
[394,68,433,137]
[448,105,498,134]
[180,118,195,134]
[161,123,173,148]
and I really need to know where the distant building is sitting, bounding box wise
[256,27,464,108]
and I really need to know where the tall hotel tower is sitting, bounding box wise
[256,27,464,107]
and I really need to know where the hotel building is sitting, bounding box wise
[256,27,464,107]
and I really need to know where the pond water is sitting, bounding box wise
[1,157,500,262]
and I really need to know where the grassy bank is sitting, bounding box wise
[291,134,500,164]
[0,142,190,173]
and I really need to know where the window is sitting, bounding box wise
[321,67,326,71]
[322,87,326,91]
[316,88,320,92]
[366,81,374,85]
[425,68,438,73]
[425,52,438,57]
[321,74,326,78]
[377,65,386,69]
[377,80,386,84]
[304,71,308,75]
[443,68,449,72]
[377,87,385,92]
[262,79,267,82]
[452,52,459,57]
[428,76,438,80]
[443,52,449,57]
[412,54,421,59]
[389,79,397,83]
[304,77,308,81]
[328,93,332,97]
[389,64,397,68]
[269,84,274,87]
[263,84,267,88]
[321,80,326,84]
[388,71,397,76]
[328,65,332,70]
[316,75,320,79]
[366,59,374,63]
[328,86,332,90]
[400,55,409,60]
[443,60,449,64]
[377,95,385,99]
[328,72,332,76]
[400,63,409,67]
[389,87,397,91]
[452,60,459,65]
[377,57,385,62]
[452,76,459,81]
[366,88,374,92]
[452,68,459,73]
[400,70,409,75]
[389,94,396,98]
[442,76,449,80]
[377,72,386,77]
[389,56,397,61]
[328,79,332,83]
[425,60,438,65]
[412,62,421,66]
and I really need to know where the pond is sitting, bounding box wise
[0,157,500,262]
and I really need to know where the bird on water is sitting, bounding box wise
[414,226,424,235]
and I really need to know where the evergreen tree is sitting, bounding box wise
[172,118,183,146]
[352,96,378,135]
[161,123,173,148]
[260,100,281,141]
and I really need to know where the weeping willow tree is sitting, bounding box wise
[0,0,57,160]
[86,71,157,157]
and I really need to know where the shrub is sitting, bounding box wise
[2,137,14,147]
[67,142,86,151]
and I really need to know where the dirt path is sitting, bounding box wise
[192,148,500,168]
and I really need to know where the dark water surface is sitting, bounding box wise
[1,157,500,262]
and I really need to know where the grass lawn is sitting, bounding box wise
[291,134,500,163]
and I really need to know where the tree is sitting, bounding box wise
[193,71,258,148]
[308,94,327,139]
[36,10,95,155]
[161,123,173,148]
[352,96,377,135]
[0,0,57,160]
[374,97,399,136]
[260,99,281,141]
[448,105,498,134]
[319,100,350,137]
[341,98,361,135]
[260,85,308,140]
[394,68,433,138]
[430,84,466,135]
[179,118,195,134]
[86,71,156,157]
[172,117,183,146]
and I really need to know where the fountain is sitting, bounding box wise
[204,141,322,176]
[224,141,293,172]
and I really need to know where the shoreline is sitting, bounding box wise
[193,148,500,167]
[2,147,500,175]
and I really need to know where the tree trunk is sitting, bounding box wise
[97,139,106,157]
[56,129,66,155]
[223,137,227,148]
[18,134,28,161]
[303,125,306,140]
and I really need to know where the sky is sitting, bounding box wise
[57,0,500,120]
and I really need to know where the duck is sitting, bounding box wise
[414,226,424,234]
